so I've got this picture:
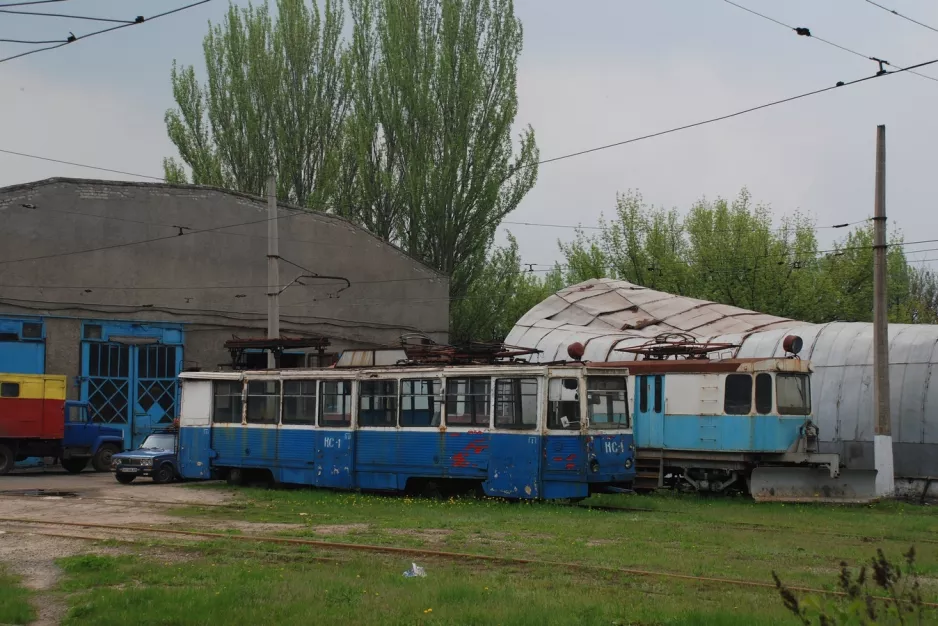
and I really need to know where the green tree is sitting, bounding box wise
[451,234,561,342]
[164,0,348,207]
[554,188,938,326]
[346,0,539,308]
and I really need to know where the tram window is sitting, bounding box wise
[400,379,441,427]
[494,378,538,430]
[319,380,352,427]
[639,378,648,413]
[724,374,753,415]
[653,376,663,413]
[359,380,398,427]
[587,377,628,428]
[777,373,811,415]
[212,381,243,424]
[282,380,317,425]
[755,373,772,415]
[548,378,580,430]
[445,378,491,427]
[246,380,280,425]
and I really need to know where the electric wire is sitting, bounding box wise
[0,148,164,180]
[722,0,938,82]
[0,0,67,6]
[0,0,213,65]
[535,57,938,167]
[863,0,938,35]
[0,8,137,23]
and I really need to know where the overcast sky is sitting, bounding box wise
[2,0,937,269]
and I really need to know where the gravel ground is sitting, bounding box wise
[0,470,241,625]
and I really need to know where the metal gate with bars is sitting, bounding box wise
[80,322,184,449]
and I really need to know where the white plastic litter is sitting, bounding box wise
[402,563,426,578]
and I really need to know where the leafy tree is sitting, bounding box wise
[165,0,539,339]
[555,188,938,325]
[164,0,348,207]
[451,234,561,342]
[346,0,539,305]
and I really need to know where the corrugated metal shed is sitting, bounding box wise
[506,278,938,477]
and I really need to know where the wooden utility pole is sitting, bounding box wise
[266,175,280,369]
[872,124,894,496]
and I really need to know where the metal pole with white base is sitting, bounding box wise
[873,124,895,498]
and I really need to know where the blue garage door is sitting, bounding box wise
[80,321,184,449]
[0,317,45,374]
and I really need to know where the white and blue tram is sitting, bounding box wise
[176,362,635,500]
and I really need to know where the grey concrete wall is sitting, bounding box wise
[43,318,81,399]
[0,178,450,374]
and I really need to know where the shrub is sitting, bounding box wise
[772,547,926,625]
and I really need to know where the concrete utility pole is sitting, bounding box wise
[266,175,280,369]
[873,124,894,497]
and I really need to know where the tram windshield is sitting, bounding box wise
[587,377,629,429]
[776,373,811,416]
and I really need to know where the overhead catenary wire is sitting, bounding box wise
[0,148,164,180]
[0,8,139,23]
[863,0,938,35]
[0,0,67,6]
[721,0,938,82]
[535,57,938,167]
[0,0,213,65]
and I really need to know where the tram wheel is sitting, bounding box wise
[226,468,244,486]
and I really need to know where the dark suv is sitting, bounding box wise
[111,429,178,484]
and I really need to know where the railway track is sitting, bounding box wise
[0,515,935,609]
[2,490,935,546]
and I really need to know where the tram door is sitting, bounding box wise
[633,375,664,448]
[316,380,355,489]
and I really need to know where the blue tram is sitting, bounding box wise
[175,361,635,500]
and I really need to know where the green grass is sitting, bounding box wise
[0,564,34,625]
[58,548,795,625]
[53,486,938,625]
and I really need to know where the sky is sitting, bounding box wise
[2,0,937,269]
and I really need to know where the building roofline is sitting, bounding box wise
[0,177,448,281]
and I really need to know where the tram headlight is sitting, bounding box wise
[625,458,633,469]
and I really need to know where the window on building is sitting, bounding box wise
[587,377,628,428]
[319,380,352,427]
[212,381,243,424]
[494,378,538,430]
[400,379,441,427]
[724,374,753,415]
[246,380,280,424]
[282,380,317,425]
[653,375,663,413]
[548,378,580,430]
[755,373,773,415]
[0,382,20,398]
[359,380,398,427]
[445,378,491,427]
[777,373,811,415]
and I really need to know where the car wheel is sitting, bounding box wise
[0,445,14,475]
[153,463,175,484]
[92,444,119,472]
[62,458,88,474]
[115,473,136,485]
